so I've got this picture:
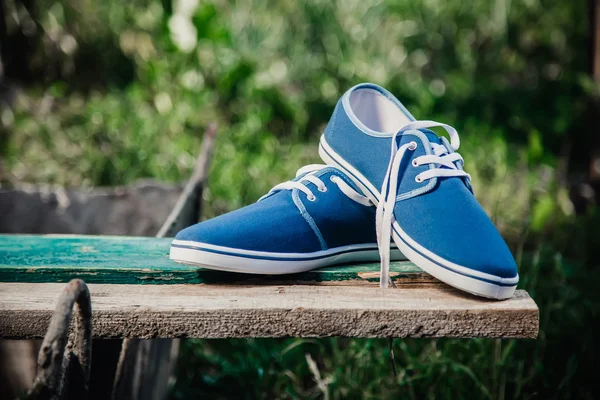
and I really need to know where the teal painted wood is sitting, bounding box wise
[0,235,431,285]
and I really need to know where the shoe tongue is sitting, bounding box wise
[320,167,365,194]
[418,128,453,156]
[420,129,443,146]
[318,166,342,176]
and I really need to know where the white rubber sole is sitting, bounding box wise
[170,240,406,275]
[319,135,518,300]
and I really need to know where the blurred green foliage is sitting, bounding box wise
[1,0,599,399]
[2,0,591,218]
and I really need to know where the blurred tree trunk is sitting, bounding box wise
[0,0,39,83]
[571,0,600,213]
[590,0,600,186]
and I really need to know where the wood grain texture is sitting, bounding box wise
[0,235,437,286]
[0,283,539,339]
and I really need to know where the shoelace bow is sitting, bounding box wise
[259,164,371,206]
[259,120,470,289]
[376,121,471,288]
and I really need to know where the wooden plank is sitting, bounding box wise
[0,283,539,339]
[0,235,437,286]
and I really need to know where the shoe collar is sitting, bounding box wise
[341,83,415,138]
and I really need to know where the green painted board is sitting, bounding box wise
[0,235,435,285]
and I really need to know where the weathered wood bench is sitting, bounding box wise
[0,127,539,399]
[0,235,539,339]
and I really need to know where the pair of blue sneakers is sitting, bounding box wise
[170,83,519,299]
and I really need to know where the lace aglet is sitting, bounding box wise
[380,266,389,288]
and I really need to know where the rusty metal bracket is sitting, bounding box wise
[26,279,92,400]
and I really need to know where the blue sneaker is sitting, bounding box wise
[319,83,519,299]
[170,165,405,274]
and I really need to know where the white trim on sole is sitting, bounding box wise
[319,135,518,300]
[390,227,516,299]
[170,240,406,275]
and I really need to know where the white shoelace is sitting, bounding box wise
[260,164,371,206]
[377,120,471,288]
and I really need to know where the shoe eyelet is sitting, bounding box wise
[412,159,419,167]
[308,195,317,202]
[409,141,418,150]
[318,187,327,193]
[415,176,423,183]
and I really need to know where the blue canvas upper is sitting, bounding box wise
[322,83,518,279]
[175,166,379,253]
